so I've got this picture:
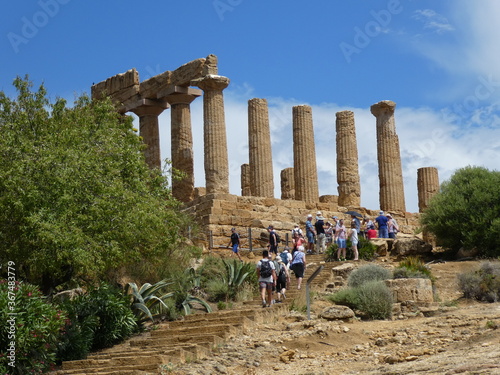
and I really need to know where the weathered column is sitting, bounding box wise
[159,86,202,202]
[280,167,295,200]
[418,167,440,245]
[130,99,169,169]
[241,163,251,196]
[248,98,274,197]
[336,110,361,207]
[191,75,230,194]
[292,105,319,202]
[417,167,439,212]
[370,100,406,213]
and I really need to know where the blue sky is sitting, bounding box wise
[2,1,500,213]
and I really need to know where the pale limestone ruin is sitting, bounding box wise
[248,98,274,198]
[336,110,361,207]
[371,100,406,214]
[92,55,434,248]
[292,105,319,203]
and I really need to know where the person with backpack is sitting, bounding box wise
[257,250,276,307]
[279,247,292,269]
[387,214,399,239]
[335,219,347,261]
[274,257,290,303]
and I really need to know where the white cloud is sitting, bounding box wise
[413,9,455,34]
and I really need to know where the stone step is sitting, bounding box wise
[150,323,242,338]
[130,333,225,349]
[163,314,253,329]
[62,349,191,372]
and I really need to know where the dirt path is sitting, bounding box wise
[168,259,500,375]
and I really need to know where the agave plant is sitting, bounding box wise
[125,279,173,324]
[223,258,253,295]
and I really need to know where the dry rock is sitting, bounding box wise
[321,305,355,321]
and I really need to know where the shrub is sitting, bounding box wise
[0,280,66,374]
[206,279,230,302]
[347,264,391,288]
[356,281,393,320]
[357,238,377,260]
[458,262,500,302]
[393,256,434,282]
[57,283,138,362]
[328,281,393,320]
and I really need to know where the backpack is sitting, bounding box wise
[259,260,272,278]
[275,233,281,244]
[280,252,289,265]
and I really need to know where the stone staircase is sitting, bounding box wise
[53,254,331,375]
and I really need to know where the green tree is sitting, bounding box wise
[421,166,500,257]
[0,77,195,292]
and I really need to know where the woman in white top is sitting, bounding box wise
[348,221,359,261]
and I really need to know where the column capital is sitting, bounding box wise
[370,100,396,117]
[158,85,202,105]
[191,75,230,92]
[336,110,354,120]
[127,98,169,117]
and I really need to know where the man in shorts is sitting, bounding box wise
[305,214,316,254]
[257,250,276,307]
[227,227,242,261]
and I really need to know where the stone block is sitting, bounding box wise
[371,239,389,256]
[391,238,433,258]
[331,263,356,279]
[321,305,355,321]
[140,70,172,99]
[319,195,338,204]
[385,278,434,303]
[170,58,206,86]
[91,68,139,100]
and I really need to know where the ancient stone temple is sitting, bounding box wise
[91,56,425,249]
[336,110,361,207]
[248,98,274,197]
[292,105,319,203]
[370,100,406,214]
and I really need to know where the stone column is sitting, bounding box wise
[336,110,361,207]
[417,167,439,212]
[241,164,251,196]
[130,99,169,169]
[280,167,295,200]
[418,167,440,245]
[292,105,319,202]
[248,98,274,197]
[370,100,406,213]
[191,75,230,194]
[159,86,202,202]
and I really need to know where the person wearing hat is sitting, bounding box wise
[314,211,326,254]
[305,214,316,254]
[227,227,243,261]
[290,245,306,289]
[291,224,303,238]
[375,211,389,238]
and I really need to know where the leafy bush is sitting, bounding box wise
[393,256,434,282]
[0,280,66,374]
[328,281,393,320]
[206,278,230,302]
[325,238,377,261]
[421,166,500,257]
[347,264,392,288]
[356,281,393,320]
[458,262,500,302]
[57,284,138,362]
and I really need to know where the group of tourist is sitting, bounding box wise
[229,210,400,307]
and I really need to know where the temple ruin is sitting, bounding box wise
[91,55,437,247]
